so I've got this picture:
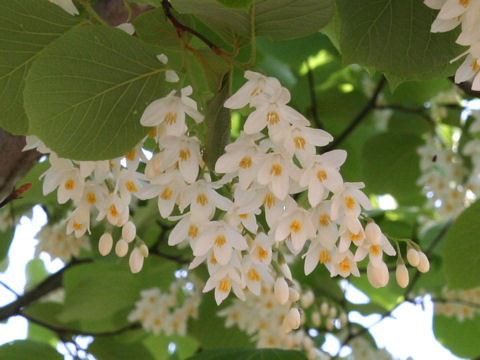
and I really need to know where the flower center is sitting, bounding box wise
[196,193,208,206]
[345,196,355,210]
[370,245,381,256]
[73,221,82,231]
[250,86,263,96]
[109,205,118,218]
[164,111,177,125]
[319,213,330,227]
[86,191,96,204]
[339,257,351,272]
[179,148,191,161]
[257,246,268,259]
[290,220,302,233]
[349,231,362,242]
[125,180,137,193]
[319,249,331,264]
[215,235,227,247]
[188,225,198,239]
[248,268,261,282]
[218,278,231,293]
[264,193,276,208]
[64,179,75,190]
[266,111,280,125]
[270,164,282,176]
[317,170,327,182]
[239,156,252,169]
[294,136,306,150]
[210,252,217,264]
[125,148,136,161]
[160,187,173,200]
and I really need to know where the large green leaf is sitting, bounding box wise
[24,26,169,161]
[58,258,176,323]
[172,0,334,45]
[187,348,307,360]
[434,313,480,359]
[336,0,462,83]
[89,338,155,360]
[0,0,83,135]
[361,131,423,205]
[0,340,61,360]
[0,227,14,262]
[443,200,480,290]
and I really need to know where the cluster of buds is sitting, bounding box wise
[309,300,348,332]
[128,275,202,336]
[435,286,480,322]
[35,222,89,261]
[425,0,480,89]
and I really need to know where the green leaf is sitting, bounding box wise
[172,0,334,45]
[0,340,61,360]
[24,25,169,161]
[89,338,155,360]
[443,199,480,290]
[59,258,176,323]
[361,131,423,205]
[205,74,231,170]
[350,275,404,310]
[187,348,307,360]
[434,313,480,359]
[144,334,199,360]
[255,0,334,41]
[336,0,462,83]
[25,259,49,289]
[0,0,83,135]
[189,295,253,349]
[0,227,14,262]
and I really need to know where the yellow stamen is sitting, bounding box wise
[247,268,261,281]
[460,0,470,7]
[290,220,302,233]
[319,213,330,227]
[218,278,231,293]
[270,164,282,176]
[238,213,248,219]
[266,111,280,125]
[370,245,381,256]
[196,193,208,206]
[179,149,191,161]
[160,187,173,200]
[215,235,227,247]
[125,180,137,193]
[125,148,136,161]
[239,156,252,169]
[345,196,355,210]
[264,193,276,208]
[257,246,268,260]
[64,179,75,190]
[210,252,218,264]
[109,205,118,218]
[72,222,82,231]
[86,191,96,204]
[349,231,362,242]
[250,86,263,96]
[164,111,177,125]
[319,249,331,264]
[188,225,198,239]
[471,59,480,72]
[294,136,306,150]
[317,170,327,182]
[339,257,351,272]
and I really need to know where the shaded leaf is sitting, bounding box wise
[0,340,61,360]
[186,348,307,360]
[89,338,155,360]
[0,0,83,135]
[25,26,169,160]
[434,313,480,359]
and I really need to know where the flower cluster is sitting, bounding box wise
[435,286,480,322]
[425,0,480,89]
[128,275,202,336]
[348,337,395,360]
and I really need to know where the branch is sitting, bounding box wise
[162,0,224,56]
[0,258,92,322]
[0,183,32,209]
[20,311,141,337]
[324,76,386,152]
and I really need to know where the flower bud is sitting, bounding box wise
[340,312,348,327]
[98,233,113,256]
[139,243,149,257]
[129,248,144,274]
[367,261,389,288]
[365,222,382,245]
[287,308,301,330]
[329,306,337,318]
[407,248,420,267]
[122,221,136,243]
[289,288,300,302]
[115,239,128,257]
[274,277,289,305]
[280,263,292,281]
[320,301,329,316]
[301,290,315,308]
[417,252,430,273]
[396,263,409,288]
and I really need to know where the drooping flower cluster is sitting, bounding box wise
[347,337,395,360]
[128,275,202,335]
[425,0,480,89]
[435,286,480,322]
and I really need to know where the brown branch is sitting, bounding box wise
[324,76,386,152]
[161,0,223,55]
[0,258,92,322]
[0,183,32,209]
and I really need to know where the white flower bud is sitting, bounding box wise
[129,248,144,274]
[340,312,348,326]
[367,261,389,288]
[274,277,289,305]
[280,263,293,281]
[98,233,113,256]
[139,244,149,257]
[320,301,329,316]
[301,290,315,308]
[115,239,129,257]
[165,70,179,83]
[287,308,301,330]
[312,311,321,327]
[289,288,300,302]
[326,318,334,331]
[282,318,292,333]
[329,306,337,318]
[407,248,420,267]
[365,222,382,245]
[122,221,136,243]
[396,263,409,288]
[417,252,430,273]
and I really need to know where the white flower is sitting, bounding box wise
[203,265,245,304]
[354,230,395,267]
[257,152,299,200]
[161,135,202,183]
[241,256,274,296]
[140,86,203,136]
[66,204,90,238]
[96,193,129,226]
[367,261,389,288]
[274,207,315,254]
[224,71,280,109]
[42,157,85,204]
[168,213,202,247]
[249,232,274,265]
[330,249,360,278]
[303,240,336,275]
[194,221,247,265]
[299,150,346,207]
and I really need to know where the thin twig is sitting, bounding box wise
[375,104,435,126]
[0,183,32,209]
[162,0,223,55]
[0,281,19,297]
[325,76,386,151]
